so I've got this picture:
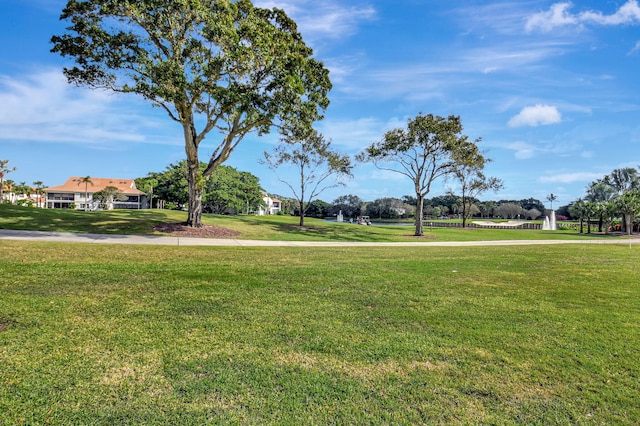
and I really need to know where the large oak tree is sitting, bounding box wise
[51,0,331,227]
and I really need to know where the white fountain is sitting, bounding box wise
[542,210,557,231]
[337,210,344,222]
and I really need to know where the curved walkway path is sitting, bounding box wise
[1,229,638,247]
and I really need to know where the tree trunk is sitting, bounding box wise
[183,116,204,228]
[625,215,632,236]
[598,213,603,233]
[299,200,305,226]
[461,199,468,228]
[414,193,424,236]
[186,170,203,227]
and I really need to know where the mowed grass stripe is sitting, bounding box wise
[1,241,638,424]
[0,204,619,242]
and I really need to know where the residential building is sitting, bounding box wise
[258,194,282,215]
[45,177,147,210]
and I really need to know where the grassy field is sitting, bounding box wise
[0,204,620,242]
[1,205,638,423]
[1,240,639,424]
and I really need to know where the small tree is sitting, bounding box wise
[448,148,503,227]
[431,206,442,219]
[92,186,126,210]
[586,179,616,231]
[569,199,586,233]
[357,114,480,236]
[0,160,17,203]
[78,176,93,211]
[328,194,363,219]
[33,181,45,208]
[365,197,407,219]
[546,193,558,210]
[526,208,541,220]
[263,130,352,226]
[495,202,524,219]
[597,202,617,234]
[583,201,598,234]
[615,190,640,235]
[606,168,640,232]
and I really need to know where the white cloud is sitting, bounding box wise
[538,172,603,184]
[504,141,538,159]
[580,0,640,25]
[526,1,640,32]
[318,116,405,151]
[254,1,376,40]
[0,69,180,146]
[628,40,640,55]
[525,2,577,33]
[508,105,562,128]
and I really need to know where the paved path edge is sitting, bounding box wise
[1,229,639,247]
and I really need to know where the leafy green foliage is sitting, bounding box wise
[328,194,363,219]
[615,189,640,235]
[0,160,17,204]
[358,114,482,236]
[365,197,411,219]
[51,0,331,227]
[263,130,352,226]
[204,166,264,214]
[92,186,127,210]
[138,161,263,214]
[447,144,503,227]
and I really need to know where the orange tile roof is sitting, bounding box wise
[46,177,145,195]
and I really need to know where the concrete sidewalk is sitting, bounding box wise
[1,229,638,247]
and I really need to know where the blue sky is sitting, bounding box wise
[1,0,639,207]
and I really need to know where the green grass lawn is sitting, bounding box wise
[0,204,621,242]
[1,241,639,424]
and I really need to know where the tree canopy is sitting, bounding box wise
[447,146,503,227]
[93,186,127,210]
[328,194,363,219]
[52,0,331,227]
[358,114,482,236]
[263,129,352,226]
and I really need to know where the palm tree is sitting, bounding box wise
[605,168,640,232]
[606,167,639,194]
[0,160,17,203]
[586,179,616,232]
[33,181,44,208]
[615,190,640,235]
[546,193,558,210]
[78,176,93,211]
[569,199,586,234]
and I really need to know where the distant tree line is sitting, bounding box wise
[132,159,558,222]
